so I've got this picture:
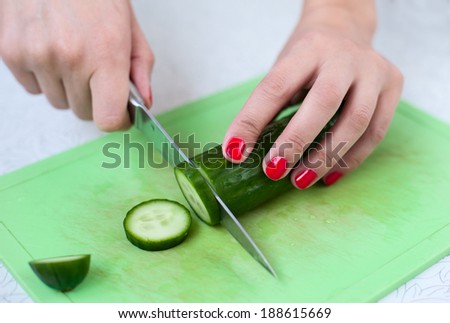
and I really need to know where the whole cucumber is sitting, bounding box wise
[174,110,338,225]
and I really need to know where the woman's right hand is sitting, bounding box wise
[0,0,154,131]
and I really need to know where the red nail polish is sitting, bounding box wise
[266,156,288,181]
[225,137,245,161]
[323,171,343,186]
[294,169,317,189]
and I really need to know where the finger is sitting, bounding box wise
[90,65,131,132]
[0,15,42,94]
[52,32,92,119]
[130,11,154,108]
[3,62,41,94]
[321,85,402,187]
[62,70,93,120]
[289,79,381,189]
[34,71,69,109]
[222,58,317,162]
[263,67,353,181]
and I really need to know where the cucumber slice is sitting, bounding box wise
[123,199,191,251]
[29,254,90,292]
[174,167,220,225]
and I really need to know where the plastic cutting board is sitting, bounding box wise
[0,78,449,302]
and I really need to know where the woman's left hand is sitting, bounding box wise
[222,2,403,189]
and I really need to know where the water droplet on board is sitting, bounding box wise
[309,215,316,220]
[325,219,336,224]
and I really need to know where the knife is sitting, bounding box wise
[128,82,277,277]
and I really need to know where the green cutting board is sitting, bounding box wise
[1,79,449,302]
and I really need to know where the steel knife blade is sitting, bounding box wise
[128,82,277,277]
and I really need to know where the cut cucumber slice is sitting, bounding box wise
[29,254,90,292]
[174,167,220,225]
[123,199,191,251]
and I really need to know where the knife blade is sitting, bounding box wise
[128,82,277,277]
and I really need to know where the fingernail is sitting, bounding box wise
[265,156,288,181]
[225,137,245,161]
[294,168,317,189]
[323,171,343,186]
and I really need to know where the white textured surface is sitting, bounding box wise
[0,0,449,303]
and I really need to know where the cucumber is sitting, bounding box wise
[123,199,192,251]
[175,167,220,225]
[29,254,90,292]
[175,112,338,225]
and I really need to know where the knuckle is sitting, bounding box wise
[142,49,155,69]
[368,124,389,145]
[376,56,404,88]
[311,83,343,112]
[340,38,358,52]
[147,47,155,63]
[96,114,128,132]
[101,33,116,49]
[392,68,404,86]
[259,72,291,101]
[27,44,51,66]
[53,41,83,68]
[321,83,342,101]
[372,128,387,145]
[235,115,262,139]
[368,49,387,65]
[99,28,124,51]
[148,52,155,66]
[284,131,309,154]
[98,33,129,64]
[349,104,372,133]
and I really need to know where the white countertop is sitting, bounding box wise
[0,0,449,302]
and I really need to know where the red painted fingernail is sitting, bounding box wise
[294,169,318,189]
[225,137,245,161]
[265,156,288,181]
[323,171,343,186]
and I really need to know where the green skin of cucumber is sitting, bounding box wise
[29,254,91,292]
[175,112,338,226]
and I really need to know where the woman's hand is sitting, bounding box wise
[222,0,403,188]
[0,0,154,131]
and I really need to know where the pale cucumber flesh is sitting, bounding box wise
[123,199,192,251]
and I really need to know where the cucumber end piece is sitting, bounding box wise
[29,254,91,292]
